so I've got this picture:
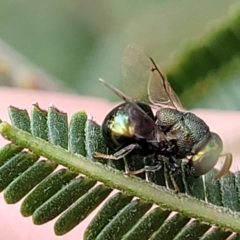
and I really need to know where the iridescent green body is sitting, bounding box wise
[101,102,223,177]
[97,43,231,182]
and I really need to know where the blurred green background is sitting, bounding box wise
[0,0,240,109]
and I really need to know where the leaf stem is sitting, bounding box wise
[1,121,240,233]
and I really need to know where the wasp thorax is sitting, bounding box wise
[191,132,223,177]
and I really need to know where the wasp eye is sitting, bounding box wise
[209,140,215,148]
[210,132,223,152]
[192,152,218,177]
[191,132,223,177]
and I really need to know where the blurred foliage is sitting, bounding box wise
[0,0,240,109]
[181,56,240,110]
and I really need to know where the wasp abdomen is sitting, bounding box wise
[101,102,155,151]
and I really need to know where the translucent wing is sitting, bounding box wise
[122,43,183,110]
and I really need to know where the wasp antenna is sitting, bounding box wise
[215,153,233,179]
[98,78,130,102]
[98,78,105,83]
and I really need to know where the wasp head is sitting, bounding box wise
[191,132,224,177]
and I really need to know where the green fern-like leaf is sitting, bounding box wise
[0,103,239,240]
[1,5,240,239]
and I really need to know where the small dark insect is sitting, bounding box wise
[95,44,232,192]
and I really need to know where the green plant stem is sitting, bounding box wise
[0,121,240,233]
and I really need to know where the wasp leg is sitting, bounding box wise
[144,163,162,172]
[94,143,139,160]
[125,168,145,176]
[123,157,145,176]
[215,152,232,179]
[167,160,181,194]
[124,164,163,176]
[125,155,162,176]
[170,173,180,194]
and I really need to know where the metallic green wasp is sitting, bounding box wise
[95,44,232,191]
